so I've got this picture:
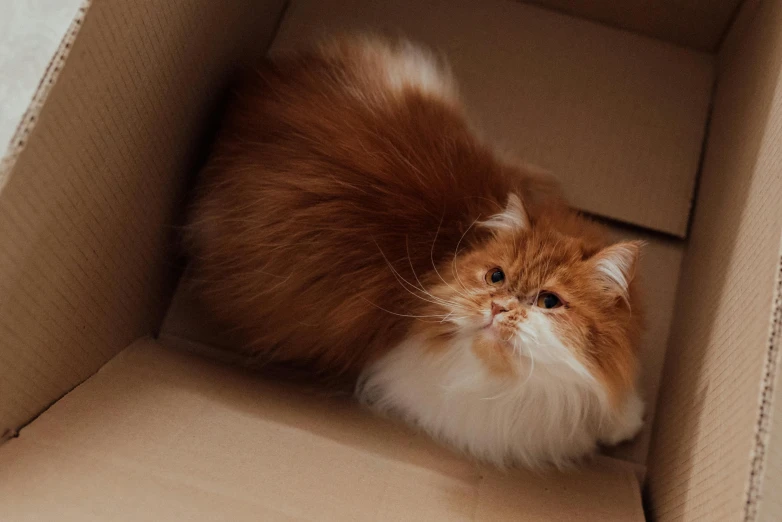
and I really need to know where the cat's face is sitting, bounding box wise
[427,194,642,400]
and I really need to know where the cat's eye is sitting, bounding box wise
[485,268,505,285]
[536,292,563,309]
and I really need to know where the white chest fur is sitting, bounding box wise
[357,333,639,468]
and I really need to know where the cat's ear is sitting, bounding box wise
[480,193,529,232]
[591,241,643,302]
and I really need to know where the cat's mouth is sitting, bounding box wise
[483,308,512,329]
[482,316,495,329]
[481,316,518,342]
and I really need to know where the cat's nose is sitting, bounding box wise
[491,301,508,317]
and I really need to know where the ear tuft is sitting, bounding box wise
[480,193,529,232]
[592,241,643,302]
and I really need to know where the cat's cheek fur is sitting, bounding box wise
[357,331,620,468]
[518,312,594,379]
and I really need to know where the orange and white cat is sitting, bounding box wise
[187,36,645,468]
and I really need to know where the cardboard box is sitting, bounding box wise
[0,0,779,520]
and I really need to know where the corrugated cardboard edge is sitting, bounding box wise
[0,0,91,192]
[745,237,782,521]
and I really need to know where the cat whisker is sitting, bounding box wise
[510,337,519,357]
[522,330,540,346]
[373,238,471,312]
[480,390,512,401]
[359,297,455,321]
[429,214,477,302]
[440,311,454,323]
[389,261,470,311]
[405,236,470,310]
[439,313,470,324]
[522,343,536,386]
[451,216,481,296]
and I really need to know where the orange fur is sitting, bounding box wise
[186,36,642,411]
[472,335,518,378]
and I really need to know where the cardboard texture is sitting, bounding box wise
[0,338,644,521]
[525,0,743,52]
[0,0,287,438]
[647,0,782,520]
[271,0,715,237]
[1,0,782,520]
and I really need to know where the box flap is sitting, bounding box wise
[647,0,782,519]
[0,338,644,521]
[272,0,715,237]
[525,0,742,52]
[0,0,286,438]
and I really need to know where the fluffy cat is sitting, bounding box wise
[186,35,645,468]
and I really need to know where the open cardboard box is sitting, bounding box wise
[0,0,780,520]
